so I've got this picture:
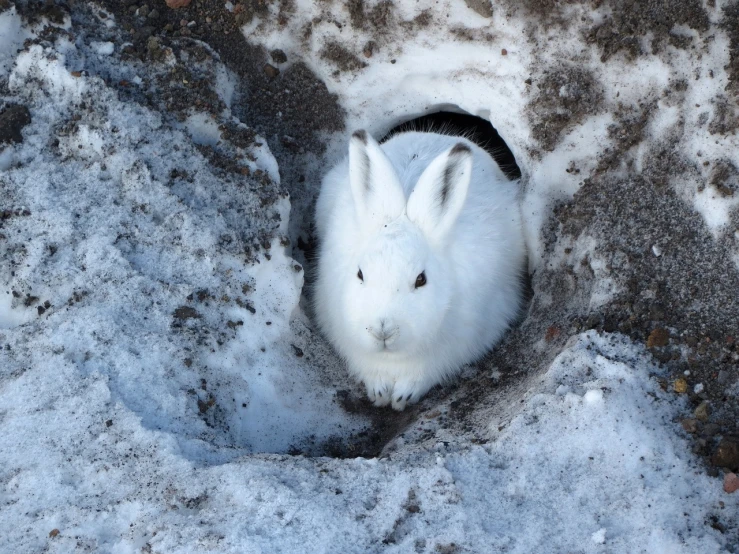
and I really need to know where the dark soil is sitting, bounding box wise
[723,1,739,95]
[529,65,603,152]
[586,0,709,61]
[0,103,32,144]
[320,41,367,73]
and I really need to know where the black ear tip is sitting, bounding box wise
[450,142,472,156]
[352,130,369,144]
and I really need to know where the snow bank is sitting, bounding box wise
[0,21,366,467]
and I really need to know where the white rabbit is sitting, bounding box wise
[314,130,525,410]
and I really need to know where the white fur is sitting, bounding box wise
[314,130,526,410]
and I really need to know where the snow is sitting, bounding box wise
[694,186,739,236]
[1,30,367,467]
[592,528,607,545]
[0,7,29,79]
[1,2,737,553]
[91,41,114,56]
[183,111,223,147]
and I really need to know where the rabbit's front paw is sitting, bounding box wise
[390,380,421,411]
[366,379,392,407]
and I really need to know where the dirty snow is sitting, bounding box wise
[0,2,737,553]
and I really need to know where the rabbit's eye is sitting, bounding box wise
[357,268,364,282]
[414,271,427,289]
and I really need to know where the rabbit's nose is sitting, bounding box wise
[368,322,398,342]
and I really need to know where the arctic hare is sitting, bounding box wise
[314,130,525,410]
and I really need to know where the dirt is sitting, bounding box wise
[87,0,344,153]
[529,65,603,152]
[709,96,739,136]
[463,0,494,18]
[0,103,32,144]
[347,0,396,32]
[586,0,709,61]
[722,1,739,95]
[710,160,738,197]
[320,41,368,73]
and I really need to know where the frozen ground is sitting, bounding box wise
[1,1,738,552]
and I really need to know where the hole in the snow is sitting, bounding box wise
[381,110,521,180]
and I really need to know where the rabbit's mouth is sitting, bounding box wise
[375,338,397,352]
[373,340,409,356]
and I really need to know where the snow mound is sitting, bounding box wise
[0,19,367,464]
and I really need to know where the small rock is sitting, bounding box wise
[694,400,710,422]
[271,49,287,64]
[363,41,375,58]
[585,314,601,329]
[291,344,304,357]
[105,419,113,427]
[463,0,493,18]
[545,326,560,342]
[501,48,508,56]
[712,439,739,470]
[263,63,280,79]
[681,418,699,434]
[197,396,215,414]
[673,378,688,394]
[0,103,32,144]
[146,36,164,60]
[693,382,704,394]
[166,0,191,8]
[724,472,739,493]
[49,529,60,538]
[647,328,669,348]
[703,423,721,437]
[173,306,200,320]
[649,303,666,320]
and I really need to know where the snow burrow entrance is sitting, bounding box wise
[381,110,521,181]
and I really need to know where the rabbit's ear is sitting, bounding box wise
[349,130,406,232]
[407,143,472,244]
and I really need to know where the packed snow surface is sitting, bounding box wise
[0,3,736,553]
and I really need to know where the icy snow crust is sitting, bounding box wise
[0,10,366,464]
[0,2,737,552]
